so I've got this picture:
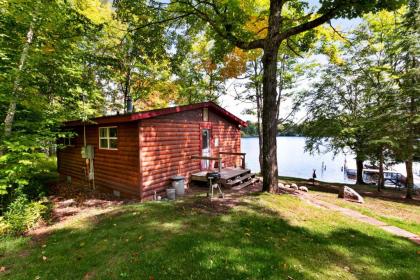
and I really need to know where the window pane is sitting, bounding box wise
[100,139,108,148]
[109,127,117,138]
[202,130,209,149]
[109,138,117,149]
[99,128,107,138]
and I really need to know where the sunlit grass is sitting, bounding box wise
[310,190,420,235]
[0,194,418,279]
[279,176,420,236]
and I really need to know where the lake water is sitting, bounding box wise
[241,136,420,186]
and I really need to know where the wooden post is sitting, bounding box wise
[218,156,222,173]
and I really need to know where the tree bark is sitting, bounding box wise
[260,0,283,192]
[378,148,384,191]
[253,60,264,172]
[356,158,364,185]
[261,47,279,192]
[3,23,34,138]
[405,160,413,199]
[404,61,416,199]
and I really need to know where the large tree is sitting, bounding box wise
[144,0,404,191]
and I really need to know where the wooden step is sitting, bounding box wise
[223,173,255,187]
[231,178,257,191]
[220,169,251,181]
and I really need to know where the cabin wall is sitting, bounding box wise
[57,122,140,197]
[139,109,241,200]
[208,111,242,168]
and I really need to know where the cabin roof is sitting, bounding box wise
[64,101,247,127]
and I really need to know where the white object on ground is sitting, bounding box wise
[299,186,309,192]
[338,186,364,203]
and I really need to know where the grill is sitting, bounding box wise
[206,172,224,198]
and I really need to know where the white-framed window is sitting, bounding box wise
[99,127,118,149]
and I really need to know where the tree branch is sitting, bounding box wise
[277,7,338,42]
[286,39,303,58]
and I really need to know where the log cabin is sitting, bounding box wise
[57,101,253,200]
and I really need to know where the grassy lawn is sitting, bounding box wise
[1,193,419,280]
[310,191,420,236]
[278,176,420,236]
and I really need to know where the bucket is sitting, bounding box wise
[166,188,176,200]
[171,176,185,196]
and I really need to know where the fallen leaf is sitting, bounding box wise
[0,266,6,272]
[42,244,47,248]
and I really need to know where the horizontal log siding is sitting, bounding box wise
[139,109,241,200]
[57,122,140,197]
[139,118,201,200]
[209,111,242,167]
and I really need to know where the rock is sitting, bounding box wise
[59,199,76,208]
[290,185,298,190]
[278,183,285,188]
[285,184,291,188]
[291,183,298,188]
[299,186,308,192]
[338,186,364,203]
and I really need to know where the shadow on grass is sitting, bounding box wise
[1,196,419,280]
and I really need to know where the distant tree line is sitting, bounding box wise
[242,121,304,137]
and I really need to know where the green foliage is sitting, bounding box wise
[0,140,45,189]
[0,0,112,213]
[3,194,51,235]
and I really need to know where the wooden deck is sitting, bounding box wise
[191,167,259,190]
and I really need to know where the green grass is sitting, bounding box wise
[310,190,420,236]
[277,176,420,236]
[0,193,419,279]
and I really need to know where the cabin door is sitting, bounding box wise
[201,129,210,169]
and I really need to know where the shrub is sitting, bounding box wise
[0,217,11,235]
[3,194,52,235]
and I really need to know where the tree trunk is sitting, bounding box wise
[3,23,34,138]
[405,78,416,199]
[378,148,384,191]
[254,60,264,172]
[356,158,364,185]
[261,47,279,192]
[405,160,413,199]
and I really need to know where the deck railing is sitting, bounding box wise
[218,151,246,169]
[191,151,246,171]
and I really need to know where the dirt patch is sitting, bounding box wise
[185,181,263,214]
[26,184,135,242]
